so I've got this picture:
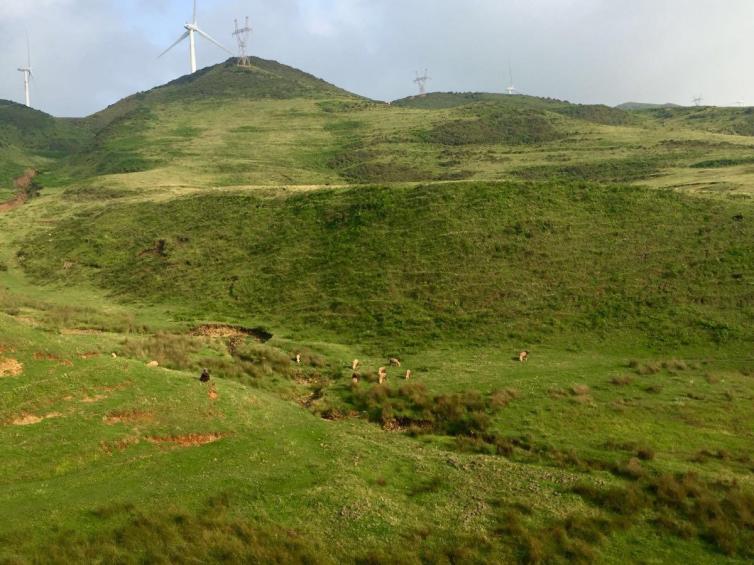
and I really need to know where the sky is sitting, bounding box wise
[1,0,752,117]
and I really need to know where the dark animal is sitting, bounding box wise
[200,368,211,383]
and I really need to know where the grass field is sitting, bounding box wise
[1,58,753,563]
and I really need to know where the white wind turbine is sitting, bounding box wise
[159,0,232,74]
[506,62,517,95]
[17,34,33,107]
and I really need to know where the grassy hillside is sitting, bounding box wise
[2,57,754,563]
[0,101,91,198]
[19,181,754,349]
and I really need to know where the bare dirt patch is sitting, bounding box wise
[11,412,62,426]
[33,352,73,366]
[147,433,226,447]
[101,436,140,454]
[208,384,219,401]
[103,409,154,425]
[60,328,108,336]
[96,381,132,392]
[0,358,23,377]
[79,351,100,360]
[81,394,108,404]
[0,169,37,214]
[191,324,272,342]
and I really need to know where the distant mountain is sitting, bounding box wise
[616,102,683,110]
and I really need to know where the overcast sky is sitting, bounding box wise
[1,0,752,117]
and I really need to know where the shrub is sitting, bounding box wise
[610,375,634,386]
[491,388,520,408]
[119,333,203,369]
[571,384,591,396]
[350,382,501,439]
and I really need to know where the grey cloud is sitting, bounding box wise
[0,0,751,117]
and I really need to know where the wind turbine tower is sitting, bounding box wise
[233,17,253,67]
[506,63,516,95]
[160,0,232,74]
[414,69,430,97]
[17,34,32,108]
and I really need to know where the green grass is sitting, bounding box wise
[1,57,754,563]
[19,180,754,349]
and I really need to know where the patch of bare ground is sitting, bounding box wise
[60,328,109,336]
[0,358,23,377]
[78,351,100,360]
[147,433,226,447]
[103,409,154,425]
[10,412,62,426]
[208,384,218,401]
[100,436,140,454]
[33,352,73,366]
[96,381,132,392]
[0,169,36,213]
[191,324,272,342]
[81,394,108,404]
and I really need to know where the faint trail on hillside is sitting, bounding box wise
[0,169,37,214]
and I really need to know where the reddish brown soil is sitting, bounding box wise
[0,169,37,213]
[0,358,23,377]
[103,409,154,425]
[147,433,226,447]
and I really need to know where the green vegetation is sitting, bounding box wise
[1,58,754,563]
[19,181,754,349]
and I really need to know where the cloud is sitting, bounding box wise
[0,0,751,116]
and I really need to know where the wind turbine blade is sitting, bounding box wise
[193,0,197,24]
[195,28,233,55]
[26,32,31,68]
[159,30,190,58]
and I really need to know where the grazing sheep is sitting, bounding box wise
[519,351,529,363]
[389,357,401,367]
[351,372,360,385]
[200,368,211,383]
[295,353,302,365]
[147,360,159,368]
[352,359,360,371]
[378,367,387,384]
[404,370,412,380]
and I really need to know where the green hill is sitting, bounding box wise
[0,101,90,198]
[617,102,682,111]
[2,58,754,563]
[19,181,754,349]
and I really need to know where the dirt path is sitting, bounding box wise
[0,169,37,214]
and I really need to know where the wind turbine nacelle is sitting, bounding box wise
[185,23,198,31]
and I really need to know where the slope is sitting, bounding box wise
[0,100,90,198]
[19,180,754,349]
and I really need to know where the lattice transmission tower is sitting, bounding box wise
[233,17,253,67]
[414,69,430,97]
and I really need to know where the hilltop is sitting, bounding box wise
[616,101,682,110]
[1,57,754,563]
